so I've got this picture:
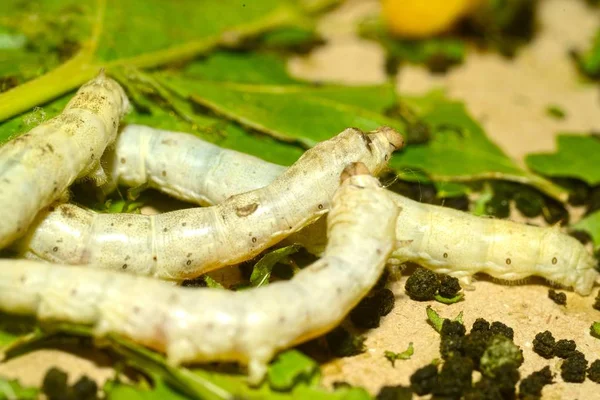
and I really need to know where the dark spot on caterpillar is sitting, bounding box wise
[182,222,187,227]
[235,203,258,217]
[552,257,558,265]
[56,238,62,243]
[70,289,77,296]
[133,306,140,314]
[384,154,389,161]
[162,170,167,177]
[163,227,168,233]
[125,255,130,261]
[252,237,257,243]
[443,252,448,258]
[376,248,382,255]
[506,258,512,265]
[153,256,157,261]
[49,206,55,212]
[388,140,398,149]
[53,246,58,252]
[2,178,10,184]
[122,264,127,269]
[279,316,286,324]
[359,132,374,153]
[20,275,26,283]
[318,204,324,210]
[336,287,343,295]
[186,260,191,266]
[127,223,132,227]
[91,153,94,159]
[46,144,54,153]
[206,323,214,331]
[120,158,126,164]
[110,223,114,227]
[60,206,75,219]
[187,253,192,258]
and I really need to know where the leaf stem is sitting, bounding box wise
[0,52,99,122]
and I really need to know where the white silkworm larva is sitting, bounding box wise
[14,127,403,280]
[96,125,598,295]
[389,194,598,296]
[0,166,399,383]
[101,124,287,206]
[0,72,129,249]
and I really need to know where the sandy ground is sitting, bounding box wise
[1,0,600,398]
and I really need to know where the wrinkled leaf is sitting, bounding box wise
[183,52,300,85]
[572,210,600,250]
[392,91,568,202]
[384,343,414,367]
[157,54,404,147]
[426,306,463,333]
[0,0,308,121]
[434,293,464,305]
[267,350,319,391]
[203,276,224,289]
[526,134,600,186]
[250,245,301,287]
[165,77,404,147]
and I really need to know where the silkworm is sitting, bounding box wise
[389,194,599,296]
[101,124,287,206]
[14,127,403,279]
[0,165,399,384]
[0,72,129,249]
[96,125,598,295]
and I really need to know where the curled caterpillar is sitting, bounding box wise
[15,127,402,279]
[93,125,598,295]
[0,72,129,249]
[0,165,399,384]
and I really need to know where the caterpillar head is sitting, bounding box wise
[543,231,598,296]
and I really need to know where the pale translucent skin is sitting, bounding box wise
[0,170,398,384]
[102,124,287,206]
[390,195,598,296]
[15,127,403,279]
[93,125,598,295]
[0,72,129,249]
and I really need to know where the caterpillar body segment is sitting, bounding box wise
[103,124,286,206]
[101,125,598,295]
[388,194,598,296]
[0,165,398,383]
[15,127,403,279]
[0,73,129,249]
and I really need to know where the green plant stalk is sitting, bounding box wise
[0,50,98,123]
[424,172,569,203]
[0,3,302,123]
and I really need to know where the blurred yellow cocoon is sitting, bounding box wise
[381,0,483,38]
